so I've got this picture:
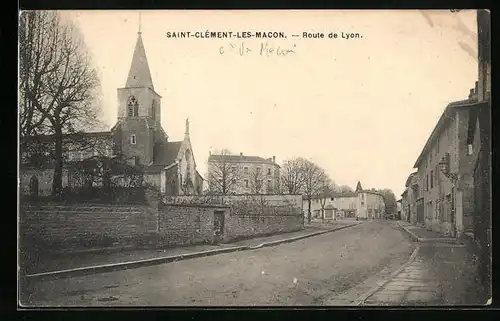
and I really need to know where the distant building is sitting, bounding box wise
[303,181,385,220]
[207,152,280,194]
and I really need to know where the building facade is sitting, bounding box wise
[411,88,479,237]
[20,30,203,196]
[302,181,385,220]
[207,152,280,194]
[466,9,491,298]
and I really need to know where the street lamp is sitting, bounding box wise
[439,153,459,182]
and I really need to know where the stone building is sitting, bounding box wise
[302,181,385,220]
[20,30,203,196]
[411,88,479,237]
[400,172,418,224]
[466,9,491,296]
[207,152,280,194]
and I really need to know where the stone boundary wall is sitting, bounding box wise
[19,203,157,252]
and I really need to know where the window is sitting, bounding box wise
[467,144,473,155]
[134,156,140,165]
[435,165,439,183]
[151,100,156,120]
[244,167,248,174]
[430,171,434,189]
[127,96,139,117]
[130,134,136,144]
[436,139,440,154]
[426,175,429,191]
[256,167,261,174]
[267,168,271,175]
[245,179,249,187]
[267,179,272,191]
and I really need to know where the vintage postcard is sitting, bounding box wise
[18,9,491,307]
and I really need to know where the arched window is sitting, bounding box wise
[127,96,139,117]
[29,175,39,196]
[185,149,192,181]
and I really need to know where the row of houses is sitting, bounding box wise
[303,181,386,220]
[400,10,490,244]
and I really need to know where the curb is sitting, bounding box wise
[21,222,361,282]
[355,245,421,306]
[396,222,463,245]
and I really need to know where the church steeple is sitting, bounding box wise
[355,181,363,192]
[125,31,154,90]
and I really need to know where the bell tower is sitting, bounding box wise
[116,28,165,165]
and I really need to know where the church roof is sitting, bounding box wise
[153,141,183,166]
[126,32,154,90]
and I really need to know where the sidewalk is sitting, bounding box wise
[362,241,488,306]
[397,221,462,244]
[21,220,359,278]
[354,220,489,306]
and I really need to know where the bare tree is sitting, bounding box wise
[19,11,102,196]
[207,149,241,195]
[338,185,354,193]
[280,158,306,194]
[318,179,335,222]
[249,167,264,194]
[301,159,328,224]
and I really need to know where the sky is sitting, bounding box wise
[63,10,478,197]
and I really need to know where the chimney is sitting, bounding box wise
[272,156,276,163]
[469,88,474,100]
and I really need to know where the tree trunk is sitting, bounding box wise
[52,126,64,197]
[308,199,312,223]
[321,207,325,223]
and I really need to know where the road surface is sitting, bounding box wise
[21,220,415,306]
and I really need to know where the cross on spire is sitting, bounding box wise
[138,12,142,34]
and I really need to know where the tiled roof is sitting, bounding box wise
[126,32,154,90]
[332,192,358,198]
[208,154,278,166]
[153,141,182,166]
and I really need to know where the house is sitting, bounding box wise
[466,9,491,295]
[401,172,418,224]
[302,181,385,220]
[207,152,280,194]
[411,87,479,237]
[20,30,204,196]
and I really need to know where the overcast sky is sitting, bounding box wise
[64,10,478,197]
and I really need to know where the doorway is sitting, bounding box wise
[29,175,39,196]
[213,211,225,243]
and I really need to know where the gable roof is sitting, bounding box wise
[413,97,479,168]
[126,32,154,90]
[153,141,182,166]
[208,154,279,167]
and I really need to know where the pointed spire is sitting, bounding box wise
[125,31,154,90]
[356,181,363,192]
[185,118,190,136]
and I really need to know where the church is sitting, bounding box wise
[20,30,204,196]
